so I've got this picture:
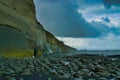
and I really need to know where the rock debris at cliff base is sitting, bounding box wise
[0,54,120,80]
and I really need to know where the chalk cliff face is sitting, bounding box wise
[0,0,76,57]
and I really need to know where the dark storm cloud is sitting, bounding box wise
[34,0,120,38]
[34,0,120,50]
[102,0,120,8]
[34,0,101,37]
[101,17,110,23]
[75,0,120,14]
[76,0,120,9]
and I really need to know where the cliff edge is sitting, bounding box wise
[0,0,76,57]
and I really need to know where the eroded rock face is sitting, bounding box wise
[0,26,29,54]
[0,0,76,57]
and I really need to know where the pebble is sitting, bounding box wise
[5,68,15,74]
[50,69,58,76]
[58,70,64,75]
[5,76,16,80]
[27,64,34,70]
[20,77,24,80]
[110,78,116,80]
[74,77,83,80]
[73,72,82,78]
[62,61,70,66]
[0,54,119,80]
[62,74,70,79]
[95,65,105,72]
[111,58,117,61]
[88,78,95,80]
[21,69,31,75]
[99,77,108,80]
[47,77,52,80]
[13,67,22,73]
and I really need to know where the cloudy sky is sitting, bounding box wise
[34,0,120,50]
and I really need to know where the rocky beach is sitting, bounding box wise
[0,0,120,80]
[0,53,120,80]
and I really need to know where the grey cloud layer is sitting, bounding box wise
[34,0,120,38]
[34,0,101,37]
[103,0,120,8]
